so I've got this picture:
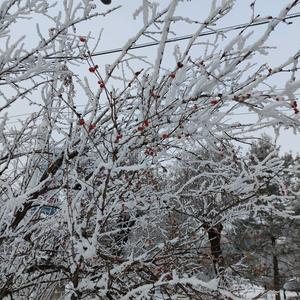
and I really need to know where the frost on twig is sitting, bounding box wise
[0,1,300,299]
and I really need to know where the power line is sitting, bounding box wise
[1,109,295,126]
[45,12,300,59]
[1,106,297,125]
[2,89,299,121]
[3,10,300,123]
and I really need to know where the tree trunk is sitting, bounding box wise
[204,223,224,277]
[271,236,281,300]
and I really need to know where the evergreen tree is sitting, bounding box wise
[231,135,300,299]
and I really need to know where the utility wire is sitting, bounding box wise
[45,12,300,59]
[2,109,295,126]
[3,13,300,123]
[2,106,297,125]
[2,89,299,121]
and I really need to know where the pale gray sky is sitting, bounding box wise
[2,0,300,154]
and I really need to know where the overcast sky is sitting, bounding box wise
[2,0,300,154]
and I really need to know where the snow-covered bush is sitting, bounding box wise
[0,0,300,299]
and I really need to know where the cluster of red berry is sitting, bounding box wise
[89,65,98,73]
[292,100,299,114]
[168,62,184,79]
[137,119,150,132]
[78,119,96,131]
[115,133,122,143]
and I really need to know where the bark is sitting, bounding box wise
[271,236,281,300]
[204,223,224,276]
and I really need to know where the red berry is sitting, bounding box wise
[89,123,96,131]
[79,36,86,42]
[137,126,144,132]
[98,81,105,88]
[169,73,176,79]
[162,133,169,139]
[294,108,299,114]
[150,91,160,99]
[79,119,85,125]
[211,99,218,106]
[89,67,95,73]
[143,119,149,127]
